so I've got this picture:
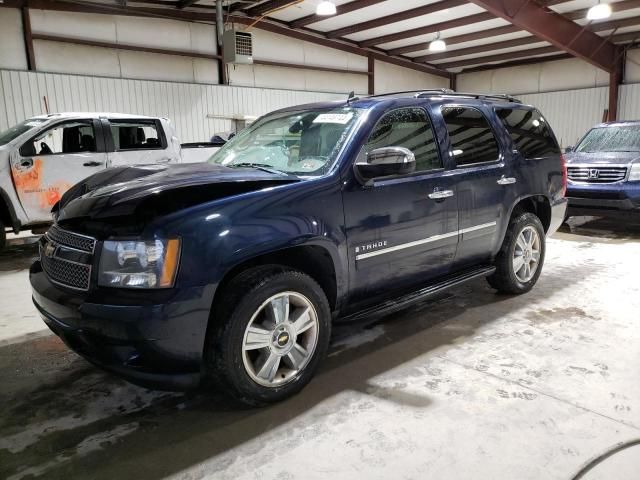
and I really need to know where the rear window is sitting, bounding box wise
[442,107,500,166]
[496,108,560,159]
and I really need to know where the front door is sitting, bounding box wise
[104,118,173,167]
[342,107,458,309]
[11,119,107,224]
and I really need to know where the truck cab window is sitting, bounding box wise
[442,107,500,166]
[21,121,96,156]
[111,122,162,150]
[365,108,442,172]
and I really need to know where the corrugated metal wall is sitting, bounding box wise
[619,83,640,121]
[518,87,609,148]
[0,69,341,143]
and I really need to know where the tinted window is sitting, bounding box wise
[496,108,560,158]
[576,126,640,153]
[111,121,162,150]
[442,107,500,166]
[365,108,442,172]
[21,121,96,156]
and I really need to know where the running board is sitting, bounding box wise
[340,265,496,323]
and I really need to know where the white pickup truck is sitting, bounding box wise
[0,112,220,249]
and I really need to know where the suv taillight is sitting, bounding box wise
[560,154,568,197]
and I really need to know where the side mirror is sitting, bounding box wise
[20,142,37,157]
[564,146,573,153]
[354,147,416,185]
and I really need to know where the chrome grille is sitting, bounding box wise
[41,250,91,291]
[40,226,96,291]
[567,166,627,183]
[46,225,96,253]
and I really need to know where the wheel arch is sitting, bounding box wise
[509,194,552,233]
[213,243,341,316]
[0,188,20,232]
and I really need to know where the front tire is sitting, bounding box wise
[0,220,6,252]
[204,266,331,406]
[487,212,546,294]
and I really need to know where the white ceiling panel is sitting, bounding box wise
[343,4,486,42]
[299,0,447,32]
[375,17,511,50]
[404,31,534,58]
[429,41,551,64]
[267,0,354,22]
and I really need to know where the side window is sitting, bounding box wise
[21,121,96,156]
[365,108,442,173]
[110,121,162,151]
[496,108,560,159]
[442,107,500,166]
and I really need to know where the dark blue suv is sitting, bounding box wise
[565,121,640,218]
[30,90,567,405]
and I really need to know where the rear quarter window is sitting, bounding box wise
[496,108,560,159]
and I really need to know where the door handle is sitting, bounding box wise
[497,176,517,185]
[157,158,171,164]
[20,159,34,168]
[428,189,455,200]
[83,161,104,167]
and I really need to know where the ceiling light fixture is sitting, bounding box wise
[316,1,337,16]
[429,32,447,52]
[586,1,612,20]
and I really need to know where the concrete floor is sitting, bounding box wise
[1,217,639,480]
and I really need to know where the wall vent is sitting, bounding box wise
[223,30,254,65]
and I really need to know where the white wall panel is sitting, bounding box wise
[0,69,341,144]
[34,40,122,78]
[518,87,609,147]
[374,60,449,94]
[0,9,28,70]
[30,10,118,43]
[619,83,640,121]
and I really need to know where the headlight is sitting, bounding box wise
[629,164,640,182]
[98,238,181,289]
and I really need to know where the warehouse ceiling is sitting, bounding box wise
[7,0,640,76]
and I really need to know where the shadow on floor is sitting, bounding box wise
[559,215,640,241]
[0,256,595,480]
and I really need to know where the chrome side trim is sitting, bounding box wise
[355,221,497,261]
[355,230,459,260]
[460,221,497,234]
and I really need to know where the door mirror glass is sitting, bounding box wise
[355,146,416,184]
[565,146,573,153]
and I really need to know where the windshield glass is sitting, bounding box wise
[576,126,640,153]
[209,107,363,176]
[0,118,48,146]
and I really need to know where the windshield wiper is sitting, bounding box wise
[228,163,287,176]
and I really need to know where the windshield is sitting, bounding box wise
[0,118,48,146]
[209,107,363,176]
[576,126,640,153]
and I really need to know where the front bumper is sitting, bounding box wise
[566,181,640,216]
[30,260,215,390]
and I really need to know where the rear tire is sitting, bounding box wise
[204,266,331,406]
[487,212,546,294]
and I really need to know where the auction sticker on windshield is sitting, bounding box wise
[313,113,354,124]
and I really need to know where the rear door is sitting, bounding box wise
[104,118,174,167]
[435,104,517,269]
[343,107,458,307]
[10,119,107,223]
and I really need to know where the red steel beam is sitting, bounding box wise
[466,0,620,72]
[290,0,387,28]
[327,0,467,39]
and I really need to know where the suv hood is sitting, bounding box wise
[565,151,640,165]
[57,162,300,223]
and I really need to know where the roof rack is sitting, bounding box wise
[368,90,522,104]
